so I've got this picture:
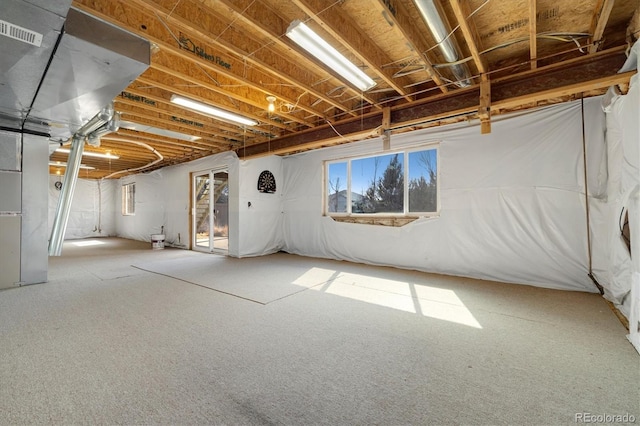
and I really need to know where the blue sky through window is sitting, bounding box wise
[351,153,402,195]
[408,149,437,182]
[327,146,438,214]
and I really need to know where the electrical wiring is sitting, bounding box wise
[101,139,164,179]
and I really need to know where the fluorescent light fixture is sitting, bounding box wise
[286,20,376,92]
[55,148,119,159]
[170,95,258,126]
[118,120,201,142]
[49,161,95,170]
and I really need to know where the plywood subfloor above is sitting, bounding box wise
[51,0,639,178]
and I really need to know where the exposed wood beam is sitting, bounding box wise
[72,0,350,125]
[117,88,252,137]
[529,0,537,69]
[479,74,491,134]
[238,49,631,157]
[102,137,200,156]
[450,0,486,74]
[206,0,376,112]
[493,73,631,111]
[112,129,220,152]
[135,73,281,134]
[143,64,289,130]
[114,98,233,141]
[292,0,413,102]
[491,45,627,85]
[122,0,343,120]
[115,103,234,144]
[589,0,616,54]
[380,106,391,150]
[629,7,640,42]
[374,0,449,93]
[149,60,314,129]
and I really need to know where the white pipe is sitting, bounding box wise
[102,139,164,179]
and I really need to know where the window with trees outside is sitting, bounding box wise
[326,146,438,216]
[122,183,135,216]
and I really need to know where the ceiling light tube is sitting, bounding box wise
[170,95,258,126]
[49,161,95,170]
[55,148,119,159]
[285,20,376,92]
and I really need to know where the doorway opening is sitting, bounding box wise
[192,168,229,254]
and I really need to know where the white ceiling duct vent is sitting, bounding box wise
[0,19,43,47]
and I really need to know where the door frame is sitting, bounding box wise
[190,167,229,254]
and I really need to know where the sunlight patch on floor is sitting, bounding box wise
[295,268,482,328]
[72,239,107,247]
[292,267,339,287]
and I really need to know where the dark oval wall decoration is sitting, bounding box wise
[257,170,276,193]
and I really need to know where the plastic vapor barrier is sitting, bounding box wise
[594,41,640,320]
[280,98,606,292]
[48,176,116,239]
[114,151,283,257]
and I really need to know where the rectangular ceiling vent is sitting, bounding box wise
[0,19,43,47]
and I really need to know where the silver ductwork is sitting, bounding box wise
[88,112,121,147]
[30,7,150,138]
[0,1,72,130]
[48,104,116,256]
[48,134,85,257]
[0,2,151,257]
[414,0,473,87]
[0,3,150,138]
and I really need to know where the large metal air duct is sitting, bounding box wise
[414,0,473,87]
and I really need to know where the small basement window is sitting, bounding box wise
[122,183,135,216]
[325,144,439,224]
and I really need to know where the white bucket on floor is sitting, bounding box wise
[151,234,165,250]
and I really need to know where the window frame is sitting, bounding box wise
[121,182,136,216]
[324,143,440,218]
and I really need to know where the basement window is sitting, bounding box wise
[122,183,135,216]
[325,145,439,223]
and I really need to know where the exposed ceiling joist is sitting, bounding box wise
[529,0,537,69]
[589,0,616,54]
[292,0,414,102]
[209,0,365,116]
[238,48,632,157]
[374,0,449,93]
[31,0,636,178]
[125,0,351,120]
[450,0,486,74]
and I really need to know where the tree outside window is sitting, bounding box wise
[326,146,438,216]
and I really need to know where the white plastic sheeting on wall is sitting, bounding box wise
[114,151,283,257]
[239,155,284,256]
[48,175,117,239]
[280,98,606,292]
[594,40,640,349]
[591,86,636,317]
[116,171,167,244]
[66,90,628,299]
